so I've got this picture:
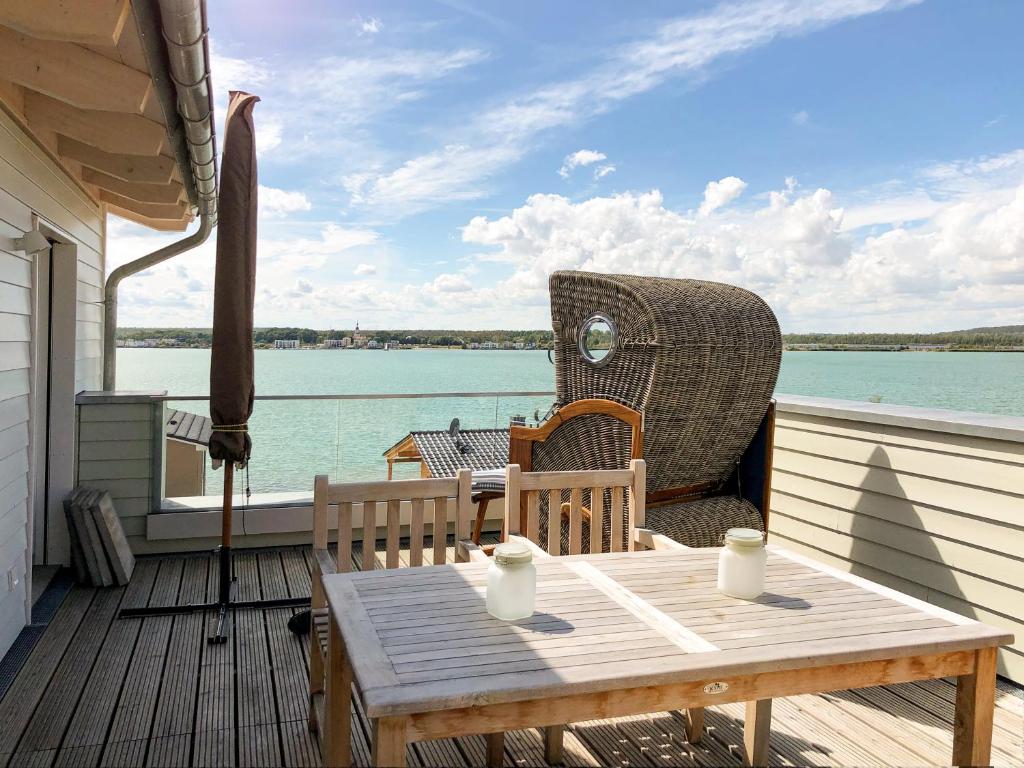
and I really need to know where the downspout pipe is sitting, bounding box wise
[103,0,219,390]
[102,213,213,390]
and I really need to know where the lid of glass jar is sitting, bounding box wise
[493,541,533,566]
[724,528,765,548]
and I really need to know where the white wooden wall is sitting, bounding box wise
[769,396,1024,683]
[76,395,161,553]
[0,106,104,659]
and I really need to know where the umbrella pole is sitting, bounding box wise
[209,462,236,644]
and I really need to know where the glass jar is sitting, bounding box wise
[486,542,536,621]
[717,527,767,599]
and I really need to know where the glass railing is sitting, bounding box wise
[162,391,556,497]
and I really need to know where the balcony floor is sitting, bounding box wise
[1,542,1021,768]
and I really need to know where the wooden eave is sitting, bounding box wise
[0,1,195,231]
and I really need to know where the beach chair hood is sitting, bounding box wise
[548,270,782,494]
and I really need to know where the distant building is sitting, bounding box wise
[468,342,480,350]
[481,341,498,350]
[514,341,525,350]
[274,339,299,349]
[366,340,381,349]
[323,339,346,349]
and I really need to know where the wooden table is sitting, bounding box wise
[322,546,1012,767]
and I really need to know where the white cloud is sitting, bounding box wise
[792,109,810,125]
[698,176,748,216]
[558,149,608,179]
[354,263,377,276]
[359,16,383,35]
[354,0,919,213]
[259,185,312,216]
[429,273,474,293]
[457,150,1024,331]
[594,164,616,179]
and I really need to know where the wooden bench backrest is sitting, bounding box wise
[313,470,474,572]
[503,460,646,556]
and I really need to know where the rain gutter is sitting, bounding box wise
[102,0,219,390]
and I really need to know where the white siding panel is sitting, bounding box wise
[0,281,30,315]
[0,341,30,372]
[0,104,105,661]
[0,251,32,287]
[770,400,1024,683]
[0,394,28,433]
[0,312,31,342]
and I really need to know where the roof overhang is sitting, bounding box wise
[0,0,215,231]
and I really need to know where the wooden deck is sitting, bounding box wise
[0,541,1021,768]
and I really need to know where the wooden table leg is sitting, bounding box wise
[372,716,408,767]
[954,647,997,767]
[486,732,505,767]
[743,699,771,766]
[544,724,564,764]
[684,707,704,743]
[472,497,490,544]
[324,619,352,767]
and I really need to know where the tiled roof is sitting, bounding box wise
[406,428,509,477]
[166,409,213,447]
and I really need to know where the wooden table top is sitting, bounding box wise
[323,546,1012,718]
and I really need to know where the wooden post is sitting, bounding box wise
[684,707,704,743]
[324,618,352,767]
[628,459,645,551]
[455,469,473,560]
[217,462,234,605]
[504,464,521,538]
[372,717,408,768]
[544,724,564,764]
[485,733,505,768]
[743,699,771,766]
[953,647,996,767]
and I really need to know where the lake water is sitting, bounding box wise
[116,348,1024,494]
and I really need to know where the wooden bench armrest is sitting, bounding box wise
[508,535,552,558]
[633,528,689,551]
[458,538,491,563]
[314,547,338,575]
[559,501,591,523]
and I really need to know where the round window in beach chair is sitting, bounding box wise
[578,312,617,368]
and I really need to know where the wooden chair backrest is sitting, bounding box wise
[503,460,646,556]
[508,398,643,471]
[313,470,474,572]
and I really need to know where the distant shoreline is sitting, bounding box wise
[115,345,1024,353]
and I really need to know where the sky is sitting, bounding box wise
[107,0,1024,333]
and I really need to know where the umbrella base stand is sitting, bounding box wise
[118,467,309,642]
[117,544,309,643]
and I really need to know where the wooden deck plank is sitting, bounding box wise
[148,555,207,753]
[14,587,124,755]
[145,735,190,768]
[192,730,233,768]
[0,587,95,758]
[58,560,158,757]
[102,558,182,754]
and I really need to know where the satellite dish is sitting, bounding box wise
[449,417,469,454]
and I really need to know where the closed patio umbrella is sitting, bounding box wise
[120,91,307,638]
[206,90,260,642]
[205,90,307,642]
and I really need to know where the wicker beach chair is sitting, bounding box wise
[517,270,781,551]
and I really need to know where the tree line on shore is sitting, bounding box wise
[117,324,1024,349]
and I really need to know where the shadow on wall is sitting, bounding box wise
[845,444,1019,722]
